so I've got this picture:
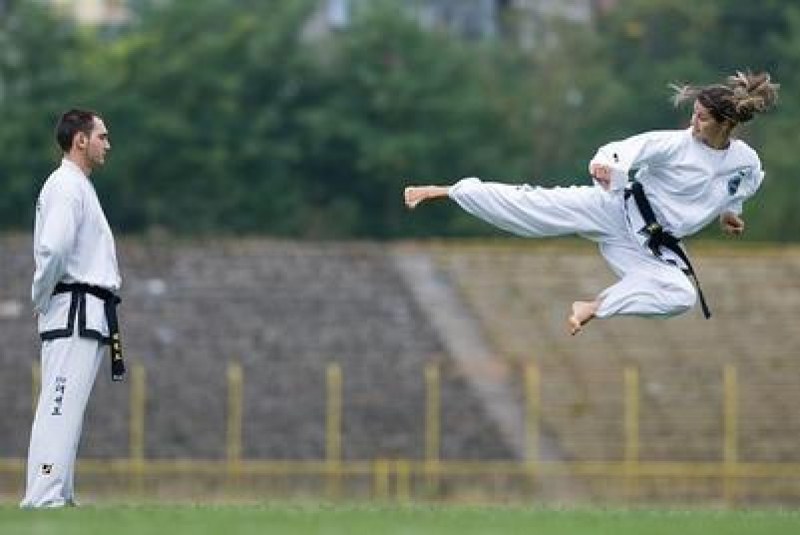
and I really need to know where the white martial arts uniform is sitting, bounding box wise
[448,127,764,318]
[21,158,120,508]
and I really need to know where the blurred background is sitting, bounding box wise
[1,0,800,506]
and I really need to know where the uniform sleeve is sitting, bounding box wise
[724,149,766,215]
[31,182,83,313]
[589,130,682,190]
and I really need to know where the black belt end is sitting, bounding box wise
[111,359,126,382]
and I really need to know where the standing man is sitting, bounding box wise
[21,109,125,508]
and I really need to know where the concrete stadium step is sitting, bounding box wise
[425,240,800,467]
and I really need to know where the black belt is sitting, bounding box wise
[49,282,126,381]
[626,181,712,319]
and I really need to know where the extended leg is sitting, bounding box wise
[405,178,622,239]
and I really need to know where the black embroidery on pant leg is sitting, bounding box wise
[51,376,67,416]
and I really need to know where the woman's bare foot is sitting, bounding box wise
[568,300,599,335]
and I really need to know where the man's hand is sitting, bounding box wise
[589,163,612,191]
[720,211,745,236]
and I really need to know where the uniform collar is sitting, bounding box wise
[686,127,733,154]
[61,157,90,179]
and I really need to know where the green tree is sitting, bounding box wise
[1,0,796,241]
[0,1,93,228]
[749,5,800,241]
[596,0,795,242]
[86,0,319,234]
[296,3,534,237]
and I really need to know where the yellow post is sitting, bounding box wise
[373,459,390,501]
[424,363,440,494]
[226,362,244,490]
[624,366,640,501]
[525,364,540,463]
[723,364,738,506]
[396,459,411,502]
[32,362,41,416]
[129,363,146,495]
[326,363,342,499]
[525,364,540,496]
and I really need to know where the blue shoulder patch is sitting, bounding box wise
[727,168,749,196]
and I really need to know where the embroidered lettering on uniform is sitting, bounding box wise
[728,168,749,196]
[41,464,53,475]
[51,376,67,416]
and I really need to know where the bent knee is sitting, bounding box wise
[664,276,697,315]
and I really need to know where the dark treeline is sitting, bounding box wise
[1,0,797,240]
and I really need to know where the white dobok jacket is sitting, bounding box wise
[32,158,120,337]
[449,127,764,245]
[589,127,764,237]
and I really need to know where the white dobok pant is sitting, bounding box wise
[21,333,103,508]
[449,179,697,318]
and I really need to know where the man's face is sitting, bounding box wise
[78,117,111,169]
[690,100,726,145]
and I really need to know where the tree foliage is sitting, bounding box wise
[0,0,797,240]
[0,1,92,228]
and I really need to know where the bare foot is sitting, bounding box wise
[568,300,598,336]
[404,186,425,209]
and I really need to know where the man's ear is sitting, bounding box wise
[76,132,88,149]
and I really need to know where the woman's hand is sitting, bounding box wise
[589,163,612,190]
[720,211,745,236]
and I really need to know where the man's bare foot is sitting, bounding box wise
[568,300,598,335]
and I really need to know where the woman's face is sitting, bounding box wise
[690,100,730,146]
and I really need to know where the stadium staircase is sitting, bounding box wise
[425,240,800,465]
[3,234,800,501]
[0,235,514,463]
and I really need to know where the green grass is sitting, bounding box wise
[2,504,800,535]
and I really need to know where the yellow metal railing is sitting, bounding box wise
[227,362,243,463]
[6,361,800,505]
[424,362,440,494]
[129,364,146,495]
[524,364,540,464]
[226,362,244,489]
[326,362,342,499]
[723,364,738,505]
[624,366,639,500]
[4,458,800,504]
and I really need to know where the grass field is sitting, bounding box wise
[2,504,800,535]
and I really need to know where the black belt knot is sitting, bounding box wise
[626,182,712,319]
[52,282,126,381]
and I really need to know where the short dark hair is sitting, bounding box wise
[55,109,101,152]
